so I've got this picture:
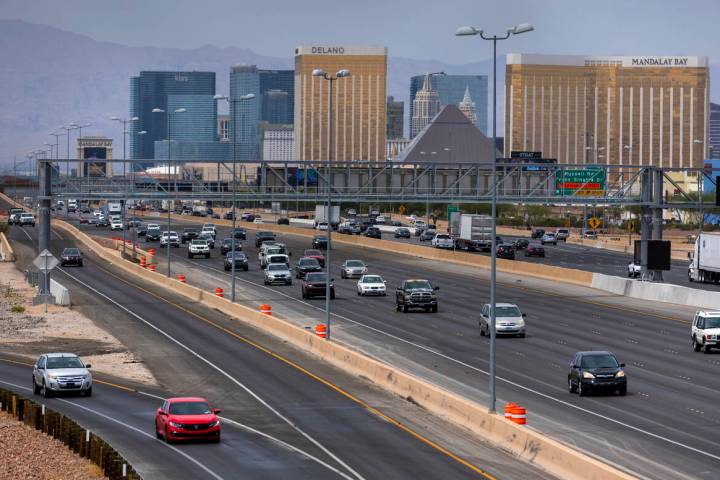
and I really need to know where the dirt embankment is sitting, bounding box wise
[0,262,156,386]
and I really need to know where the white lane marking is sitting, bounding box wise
[0,379,225,480]
[18,226,33,241]
[171,252,720,462]
[57,268,366,480]
[133,390,356,479]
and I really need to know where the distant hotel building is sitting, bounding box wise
[410,74,488,136]
[294,45,388,162]
[386,96,404,139]
[710,102,720,159]
[504,54,710,168]
[230,65,261,161]
[217,115,230,141]
[262,124,294,162]
[77,136,112,177]
[259,70,295,124]
[130,71,216,162]
[411,74,441,138]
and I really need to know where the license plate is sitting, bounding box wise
[65,383,77,388]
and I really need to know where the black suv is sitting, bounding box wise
[220,238,242,255]
[224,251,249,271]
[295,257,323,279]
[364,227,381,239]
[396,279,439,313]
[255,231,276,247]
[232,228,246,240]
[312,235,328,249]
[568,351,627,396]
[146,228,161,242]
[60,248,83,267]
[496,244,515,260]
[181,228,199,244]
[301,272,335,299]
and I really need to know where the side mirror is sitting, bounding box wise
[85,364,92,368]
[213,408,222,414]
[157,408,166,416]
[396,286,402,291]
[620,363,626,368]
[331,278,335,282]
[433,286,440,291]
[522,313,527,318]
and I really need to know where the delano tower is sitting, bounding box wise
[504,54,710,168]
[294,46,387,162]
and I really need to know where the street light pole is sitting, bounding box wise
[111,116,139,258]
[313,68,350,341]
[456,22,534,414]
[214,93,256,302]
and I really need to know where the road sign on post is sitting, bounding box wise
[588,217,601,229]
[555,169,606,196]
[33,249,58,311]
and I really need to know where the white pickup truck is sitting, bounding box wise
[431,233,454,249]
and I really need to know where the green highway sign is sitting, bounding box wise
[555,169,605,196]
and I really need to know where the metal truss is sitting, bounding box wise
[41,159,718,208]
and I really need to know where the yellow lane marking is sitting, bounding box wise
[93,262,496,479]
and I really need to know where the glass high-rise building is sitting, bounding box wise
[259,70,294,124]
[710,103,720,160]
[167,95,217,142]
[386,96,404,139]
[294,45,388,162]
[230,65,261,161]
[129,71,216,162]
[410,74,488,136]
[505,54,710,167]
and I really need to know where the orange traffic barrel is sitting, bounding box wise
[215,287,224,298]
[510,406,527,425]
[178,274,186,283]
[259,304,272,315]
[140,256,147,268]
[149,248,156,256]
[504,402,517,420]
[148,264,156,272]
[315,324,327,339]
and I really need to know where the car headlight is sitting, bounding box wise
[517,318,525,326]
[169,421,183,428]
[615,370,625,378]
[582,371,595,379]
[48,374,59,379]
[209,420,220,427]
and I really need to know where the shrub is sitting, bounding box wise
[11,305,25,313]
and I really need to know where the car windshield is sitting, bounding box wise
[184,229,197,233]
[494,306,522,317]
[300,258,319,266]
[169,401,211,415]
[346,260,365,267]
[305,250,322,256]
[191,240,207,246]
[405,280,432,289]
[268,264,287,271]
[269,256,287,263]
[63,248,80,255]
[436,235,450,239]
[258,232,273,237]
[314,236,327,241]
[704,317,720,329]
[228,252,246,259]
[398,228,408,232]
[46,356,84,369]
[362,276,383,283]
[581,354,619,369]
[424,230,436,235]
[306,273,327,282]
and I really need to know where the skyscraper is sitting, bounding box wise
[230,65,261,161]
[294,45,387,162]
[504,54,710,167]
[386,96,404,139]
[411,74,441,138]
[410,74,488,135]
[710,103,720,159]
[458,86,477,125]
[129,71,216,162]
[259,70,294,124]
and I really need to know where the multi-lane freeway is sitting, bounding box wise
[68,210,720,480]
[2,209,555,480]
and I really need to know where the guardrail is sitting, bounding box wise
[0,386,141,480]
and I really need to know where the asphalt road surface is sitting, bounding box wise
[70,211,720,480]
[3,209,555,480]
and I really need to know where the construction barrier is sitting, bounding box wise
[178,274,186,283]
[140,256,147,268]
[215,287,224,298]
[504,402,516,420]
[259,304,272,315]
[0,387,141,480]
[510,405,527,425]
[315,324,327,339]
[148,264,156,272]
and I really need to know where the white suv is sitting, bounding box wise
[33,353,92,397]
[188,239,211,259]
[160,231,180,248]
[692,311,720,353]
[431,234,454,249]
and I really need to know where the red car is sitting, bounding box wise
[155,397,221,443]
[303,249,326,267]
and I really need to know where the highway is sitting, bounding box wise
[73,211,720,480]
[3,212,553,479]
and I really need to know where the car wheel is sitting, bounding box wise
[357,291,361,296]
[618,386,627,396]
[156,423,163,439]
[330,290,335,299]
[704,344,712,354]
[540,254,545,258]
[402,305,409,313]
[431,305,438,313]
[165,426,173,443]
[33,377,40,395]
[519,332,526,338]
[224,266,229,271]
[42,381,52,398]
[396,303,401,311]
[568,377,577,393]
[84,387,92,397]
[341,271,346,279]
[693,336,701,352]
[578,382,585,397]
[243,266,248,271]
[287,280,292,286]
[480,323,486,336]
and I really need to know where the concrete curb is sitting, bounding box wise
[592,272,716,310]
[54,218,635,480]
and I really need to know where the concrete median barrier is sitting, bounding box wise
[55,217,632,480]
[49,278,71,306]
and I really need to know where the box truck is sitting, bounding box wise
[314,205,340,228]
[454,214,493,251]
[689,232,720,283]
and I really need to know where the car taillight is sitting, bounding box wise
[707,335,713,340]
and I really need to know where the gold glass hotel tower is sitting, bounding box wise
[504,54,710,168]
[294,46,388,162]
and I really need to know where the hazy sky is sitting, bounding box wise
[2,0,718,63]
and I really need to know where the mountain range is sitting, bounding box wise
[0,19,717,170]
